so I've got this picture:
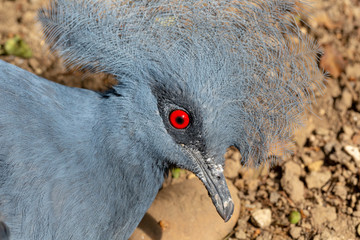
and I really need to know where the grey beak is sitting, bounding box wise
[185,148,234,222]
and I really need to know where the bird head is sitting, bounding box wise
[39,0,323,222]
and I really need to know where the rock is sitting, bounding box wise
[256,189,268,199]
[330,147,352,164]
[22,11,36,24]
[311,205,337,228]
[294,120,315,147]
[234,178,245,190]
[333,185,347,200]
[328,218,349,234]
[281,161,304,202]
[315,128,329,136]
[326,78,341,98]
[301,155,313,165]
[345,63,360,80]
[294,130,307,148]
[324,141,336,155]
[281,176,304,202]
[307,160,324,172]
[344,145,360,166]
[240,167,255,180]
[224,158,240,179]
[235,229,247,239]
[353,132,360,145]
[236,217,248,230]
[289,226,302,239]
[341,88,353,109]
[251,209,272,228]
[312,233,321,240]
[247,179,259,192]
[305,171,331,189]
[269,191,280,204]
[342,125,354,137]
[284,161,302,176]
[318,229,342,240]
[352,211,360,217]
[224,147,242,162]
[129,178,240,240]
[335,87,354,113]
[257,231,272,240]
[357,223,360,237]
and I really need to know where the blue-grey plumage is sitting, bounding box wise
[0,59,176,239]
[0,221,9,240]
[0,0,323,239]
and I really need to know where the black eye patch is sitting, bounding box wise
[151,84,205,153]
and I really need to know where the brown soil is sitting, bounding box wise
[1,0,360,239]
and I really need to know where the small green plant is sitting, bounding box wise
[4,35,32,58]
[171,168,182,179]
[289,210,301,224]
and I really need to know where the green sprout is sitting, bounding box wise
[4,35,32,58]
[171,168,182,179]
[289,210,301,224]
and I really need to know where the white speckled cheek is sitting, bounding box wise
[215,164,223,174]
[210,163,223,177]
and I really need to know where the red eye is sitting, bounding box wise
[169,109,190,129]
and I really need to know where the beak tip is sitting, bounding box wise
[220,199,234,222]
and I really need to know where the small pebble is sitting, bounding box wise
[251,209,272,228]
[236,218,249,230]
[269,191,280,204]
[281,161,304,202]
[344,145,360,166]
[235,229,247,240]
[324,142,336,155]
[352,211,360,217]
[353,133,360,145]
[158,220,169,231]
[311,205,337,227]
[357,223,360,237]
[333,185,347,200]
[343,125,354,137]
[247,179,259,191]
[301,155,313,165]
[305,171,331,189]
[316,128,329,136]
[341,89,353,109]
[283,161,301,176]
[224,158,240,179]
[234,178,244,190]
[346,63,360,79]
[307,160,324,172]
[313,234,321,240]
[289,226,302,239]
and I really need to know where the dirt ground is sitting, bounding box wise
[1,0,360,239]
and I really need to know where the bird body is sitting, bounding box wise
[0,0,323,239]
[0,60,166,239]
